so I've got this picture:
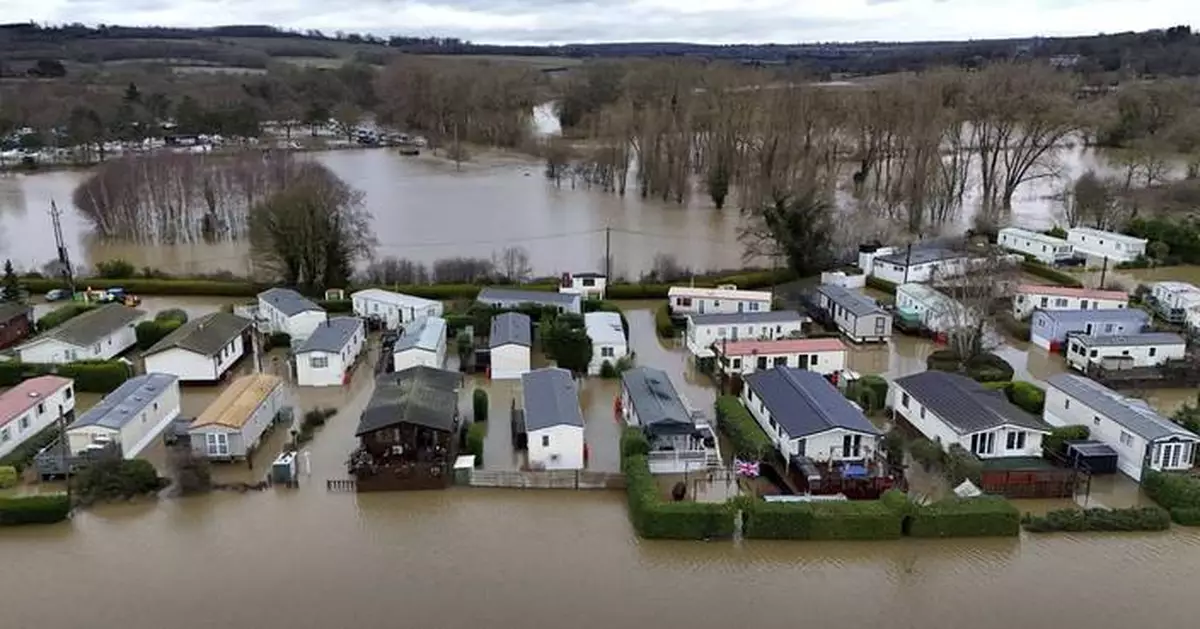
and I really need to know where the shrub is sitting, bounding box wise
[71,459,165,503]
[599,360,618,378]
[317,299,354,313]
[22,277,263,298]
[265,332,292,350]
[136,318,184,350]
[714,396,774,458]
[0,425,60,472]
[623,449,733,540]
[741,498,903,540]
[845,374,889,412]
[1021,260,1084,287]
[36,303,95,332]
[865,275,898,294]
[909,438,944,470]
[1022,506,1171,533]
[0,495,71,525]
[997,311,1032,342]
[466,422,487,458]
[1043,425,1090,458]
[472,388,489,422]
[56,360,132,393]
[155,308,188,324]
[964,353,1015,383]
[608,284,671,300]
[654,303,675,339]
[908,497,1021,537]
[1142,470,1200,524]
[620,427,650,458]
[1169,507,1200,526]
[0,465,17,488]
[944,444,983,486]
[740,501,814,539]
[1007,381,1046,415]
[96,258,136,279]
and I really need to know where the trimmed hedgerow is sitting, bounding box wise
[1142,469,1200,525]
[1022,507,1171,533]
[0,360,131,393]
[1021,260,1085,288]
[714,396,774,459]
[0,495,71,526]
[36,303,96,332]
[654,303,676,339]
[865,275,898,295]
[620,427,733,540]
[908,497,1021,538]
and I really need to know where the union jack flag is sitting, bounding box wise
[734,458,760,478]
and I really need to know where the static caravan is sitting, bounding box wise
[812,284,892,343]
[0,376,74,460]
[257,288,327,341]
[520,368,585,471]
[1067,227,1147,263]
[1012,284,1128,320]
[476,287,582,315]
[667,285,772,317]
[620,367,719,474]
[1148,281,1200,325]
[351,288,443,330]
[392,316,448,372]
[584,312,627,375]
[188,374,288,461]
[1029,308,1150,352]
[685,310,808,359]
[16,303,144,364]
[716,338,848,378]
[1044,373,1199,481]
[143,312,252,382]
[998,227,1076,265]
[868,247,969,284]
[1065,333,1187,372]
[489,312,532,380]
[895,283,964,334]
[295,317,366,387]
[65,373,181,459]
[559,272,607,300]
[742,367,881,462]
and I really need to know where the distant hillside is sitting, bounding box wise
[2,22,1199,77]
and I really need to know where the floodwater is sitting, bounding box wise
[6,304,1200,628]
[0,142,1179,278]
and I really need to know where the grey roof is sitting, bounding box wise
[42,303,144,347]
[259,287,323,317]
[689,310,809,326]
[1038,308,1150,325]
[745,367,880,438]
[620,367,695,435]
[356,366,462,435]
[1045,373,1198,442]
[394,316,446,353]
[296,317,362,354]
[815,284,886,317]
[144,312,252,356]
[68,373,178,430]
[490,312,532,348]
[521,368,584,431]
[895,371,1050,434]
[0,302,31,324]
[1074,332,1186,348]
[875,247,963,267]
[477,286,579,307]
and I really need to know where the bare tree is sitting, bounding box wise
[331,101,362,142]
[359,256,430,285]
[432,257,494,284]
[930,245,1022,361]
[648,254,690,283]
[494,246,533,284]
[1063,170,1123,229]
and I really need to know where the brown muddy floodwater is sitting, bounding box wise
[5,305,1200,628]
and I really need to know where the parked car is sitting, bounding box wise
[45,288,71,302]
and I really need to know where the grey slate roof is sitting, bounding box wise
[296,317,362,354]
[1045,373,1198,442]
[621,367,695,435]
[1074,332,1185,348]
[68,373,178,430]
[745,367,880,438]
[477,286,578,307]
[490,312,532,348]
[521,367,584,431]
[1038,308,1149,325]
[356,366,462,435]
[815,284,886,317]
[43,303,144,347]
[0,302,31,325]
[895,371,1050,434]
[875,247,962,267]
[689,310,809,326]
[144,312,252,356]
[259,287,323,317]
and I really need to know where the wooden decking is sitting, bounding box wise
[468,469,625,490]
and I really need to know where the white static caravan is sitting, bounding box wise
[1065,333,1187,372]
[559,272,607,301]
[0,376,74,460]
[257,288,327,341]
[520,368,585,471]
[489,312,532,380]
[295,317,366,387]
[667,285,772,317]
[1044,374,1199,481]
[1149,281,1200,326]
[715,338,848,378]
[812,284,892,343]
[998,227,1076,265]
[1067,227,1147,263]
[684,310,809,359]
[392,316,448,372]
[16,303,144,364]
[65,373,181,459]
[584,312,627,375]
[351,288,443,330]
[895,283,965,334]
[862,246,970,284]
[188,374,288,461]
[1012,284,1129,320]
[142,312,252,382]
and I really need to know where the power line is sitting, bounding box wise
[608,227,744,248]
[374,228,605,251]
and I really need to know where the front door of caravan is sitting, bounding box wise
[1085,323,1093,335]
[1161,442,1184,469]
[699,300,705,314]
[738,302,744,313]
[731,326,739,341]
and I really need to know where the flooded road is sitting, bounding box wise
[5,304,1200,627]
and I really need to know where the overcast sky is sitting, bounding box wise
[4,0,1197,45]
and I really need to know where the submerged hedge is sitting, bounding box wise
[741,497,904,540]
[621,428,734,540]
[908,497,1021,538]
[0,495,71,526]
[1142,470,1200,525]
[1022,507,1171,533]
[0,360,131,393]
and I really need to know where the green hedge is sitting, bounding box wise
[997,311,1032,342]
[1043,425,1090,458]
[714,396,774,458]
[1007,381,1046,415]
[36,303,96,332]
[465,422,486,459]
[0,494,71,526]
[623,449,734,540]
[25,278,263,297]
[655,303,676,339]
[865,276,898,295]
[472,388,489,422]
[0,360,131,393]
[135,317,185,350]
[1022,507,1171,533]
[1142,470,1200,525]
[609,284,671,300]
[1021,261,1084,288]
[0,465,17,488]
[0,424,60,473]
[740,493,904,541]
[317,299,354,313]
[845,374,889,413]
[265,332,292,350]
[908,497,1021,537]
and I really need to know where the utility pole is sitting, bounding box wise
[604,226,611,279]
[50,200,75,296]
[903,243,914,285]
[58,404,71,505]
[1099,256,1109,288]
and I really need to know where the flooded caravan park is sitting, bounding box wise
[5,303,1200,629]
